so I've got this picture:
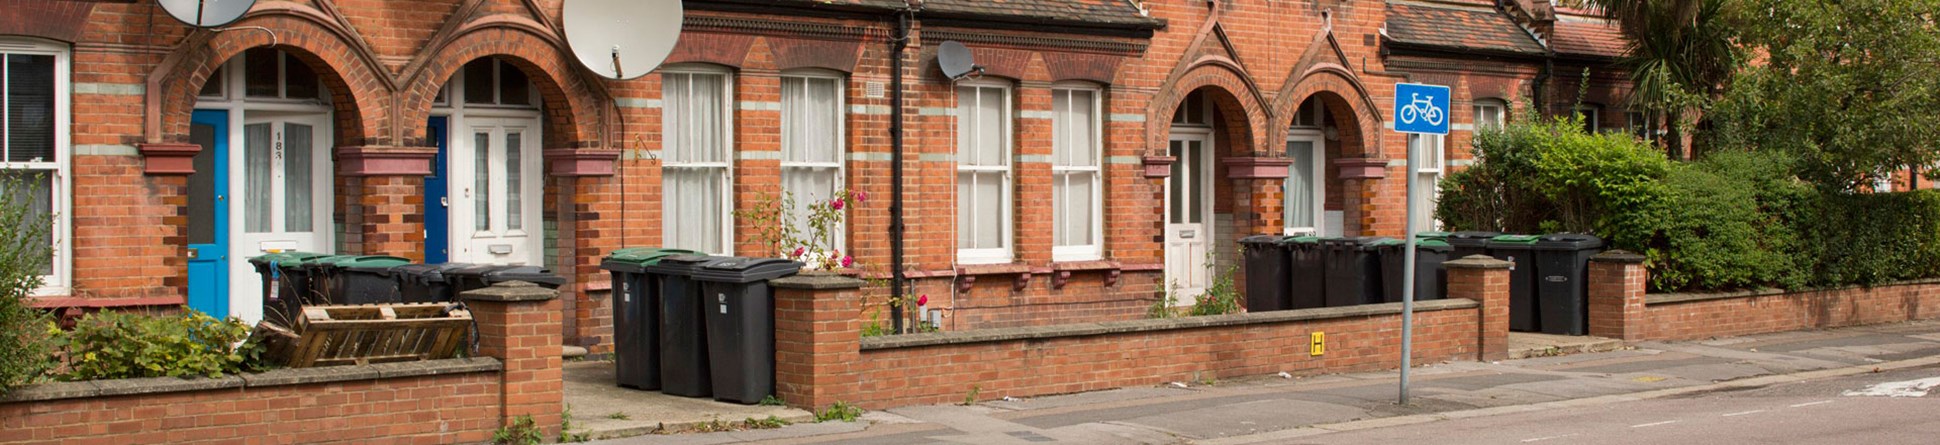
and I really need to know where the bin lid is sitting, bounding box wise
[1415,231,1451,241]
[1488,234,1541,250]
[601,247,703,272]
[1418,239,1453,252]
[1449,231,1502,240]
[690,257,804,284]
[1536,233,1604,249]
[247,251,329,266]
[483,266,567,286]
[340,257,411,272]
[643,254,716,275]
[1239,235,1283,245]
[301,255,374,271]
[443,264,507,279]
[1285,236,1323,244]
[1322,237,1393,250]
[393,264,461,283]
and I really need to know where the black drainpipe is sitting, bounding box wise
[889,7,912,333]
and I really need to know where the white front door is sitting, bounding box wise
[230,113,333,323]
[449,117,542,265]
[1165,131,1213,303]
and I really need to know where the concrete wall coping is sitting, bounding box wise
[861,299,1480,350]
[461,281,558,302]
[1444,255,1513,269]
[770,274,867,290]
[1591,250,1647,264]
[1645,278,1940,306]
[0,358,502,404]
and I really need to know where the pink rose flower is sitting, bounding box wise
[840,255,854,268]
[856,191,868,202]
[792,247,806,258]
[917,294,929,306]
[831,199,845,210]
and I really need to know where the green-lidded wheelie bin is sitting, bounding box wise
[1240,235,1293,312]
[1286,236,1327,310]
[1533,234,1604,335]
[248,251,331,326]
[1488,235,1542,332]
[645,254,721,398]
[331,256,412,304]
[1379,239,1453,303]
[1323,237,1391,307]
[1415,231,1452,243]
[302,255,399,305]
[692,257,804,404]
[600,248,699,391]
[1447,231,1500,260]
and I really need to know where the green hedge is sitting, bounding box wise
[1440,117,1940,293]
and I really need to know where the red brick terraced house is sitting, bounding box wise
[2,0,1633,355]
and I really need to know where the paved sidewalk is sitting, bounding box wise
[586,320,1940,444]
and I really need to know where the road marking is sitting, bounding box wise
[1631,420,1679,428]
[1842,376,1940,397]
[1722,410,1766,417]
[1789,400,1833,408]
[1521,433,1578,443]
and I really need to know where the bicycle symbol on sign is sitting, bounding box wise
[1398,93,1444,127]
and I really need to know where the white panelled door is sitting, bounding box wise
[230,113,333,322]
[449,117,542,265]
[1165,131,1213,304]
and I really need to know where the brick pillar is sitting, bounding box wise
[772,274,864,411]
[1445,255,1512,361]
[338,146,436,260]
[1588,250,1648,341]
[463,281,564,438]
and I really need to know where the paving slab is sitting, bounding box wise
[1506,332,1625,359]
[563,361,812,439]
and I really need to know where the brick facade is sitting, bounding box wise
[1587,256,1940,341]
[21,0,1630,353]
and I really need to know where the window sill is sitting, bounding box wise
[1049,260,1121,288]
[955,263,1033,292]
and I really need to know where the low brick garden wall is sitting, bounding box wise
[772,257,1516,410]
[1589,252,1940,341]
[0,281,566,445]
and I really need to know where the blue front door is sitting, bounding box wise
[187,110,229,318]
[425,117,450,264]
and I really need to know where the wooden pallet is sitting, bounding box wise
[265,303,472,368]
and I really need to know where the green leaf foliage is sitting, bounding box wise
[59,310,264,381]
[0,172,56,396]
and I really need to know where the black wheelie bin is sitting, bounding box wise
[1488,234,1542,332]
[1533,234,1604,335]
[691,257,803,404]
[600,248,699,390]
[646,254,720,398]
[1286,236,1327,310]
[1240,235,1293,312]
[1323,237,1391,306]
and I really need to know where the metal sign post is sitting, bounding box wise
[1391,82,1450,405]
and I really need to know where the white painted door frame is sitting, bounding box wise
[448,114,543,266]
[1165,128,1214,305]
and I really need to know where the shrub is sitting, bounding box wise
[1437,113,1671,259]
[1650,151,1810,291]
[1799,191,1940,287]
[58,310,263,380]
[0,172,57,395]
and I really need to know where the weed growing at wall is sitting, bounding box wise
[493,415,542,445]
[56,310,264,380]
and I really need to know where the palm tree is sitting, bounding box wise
[1575,0,1743,160]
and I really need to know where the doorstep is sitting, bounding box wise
[562,360,814,440]
[1507,332,1626,359]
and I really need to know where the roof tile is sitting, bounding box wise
[1551,19,1627,59]
[922,0,1161,28]
[1385,3,1547,56]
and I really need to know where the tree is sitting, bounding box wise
[1576,0,1746,161]
[0,172,55,395]
[1707,0,1940,191]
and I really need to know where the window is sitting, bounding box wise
[956,81,1011,264]
[460,58,535,107]
[1573,104,1602,134]
[661,67,734,254]
[1626,111,1652,140]
[1473,99,1506,131]
[1052,84,1103,261]
[243,48,320,101]
[1408,134,1444,231]
[1285,98,1326,235]
[1173,90,1209,126]
[1,38,70,296]
[780,72,845,251]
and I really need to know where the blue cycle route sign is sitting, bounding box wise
[1393,83,1450,135]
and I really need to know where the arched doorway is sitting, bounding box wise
[426,57,545,266]
[1163,87,1256,304]
[187,47,341,323]
[1284,95,1345,237]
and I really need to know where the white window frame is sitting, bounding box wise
[660,65,736,255]
[1051,82,1104,262]
[1573,104,1602,133]
[1409,133,1444,231]
[1285,98,1327,236]
[955,79,1013,265]
[0,38,72,296]
[779,70,847,254]
[1473,99,1506,131]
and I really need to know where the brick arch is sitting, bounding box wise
[150,8,390,145]
[399,16,609,150]
[1147,62,1269,157]
[1273,66,1386,158]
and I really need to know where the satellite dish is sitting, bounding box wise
[564,0,683,81]
[937,41,983,81]
[156,0,256,28]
